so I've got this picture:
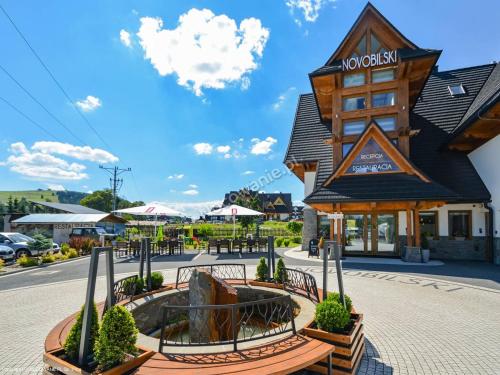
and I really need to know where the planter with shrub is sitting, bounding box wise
[303,294,364,375]
[43,303,154,374]
[149,272,164,290]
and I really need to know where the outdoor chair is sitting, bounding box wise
[113,241,129,258]
[220,239,231,254]
[129,240,141,257]
[169,239,179,255]
[207,239,218,254]
[247,238,256,253]
[258,237,268,252]
[157,240,169,255]
[232,238,243,253]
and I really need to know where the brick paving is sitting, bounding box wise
[0,266,499,374]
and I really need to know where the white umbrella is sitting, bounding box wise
[113,203,183,235]
[207,204,263,238]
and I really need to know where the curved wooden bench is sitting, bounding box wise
[133,334,334,375]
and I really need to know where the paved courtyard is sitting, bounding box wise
[0,253,499,374]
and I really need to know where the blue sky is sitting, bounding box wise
[1,0,499,216]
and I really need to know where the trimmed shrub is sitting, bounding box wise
[256,257,268,281]
[28,234,53,253]
[17,255,39,267]
[327,292,353,313]
[287,221,303,235]
[94,305,138,370]
[292,236,302,244]
[274,258,288,283]
[283,238,290,247]
[67,248,79,258]
[315,299,350,333]
[60,243,70,255]
[41,254,56,263]
[123,276,144,295]
[0,259,4,269]
[64,302,99,360]
[54,252,69,261]
[275,238,284,247]
[150,272,164,290]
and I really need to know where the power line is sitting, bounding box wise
[0,3,113,152]
[0,63,86,144]
[0,95,59,140]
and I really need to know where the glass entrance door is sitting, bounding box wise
[344,214,372,253]
[376,214,397,254]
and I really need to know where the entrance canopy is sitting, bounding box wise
[113,203,182,217]
[207,204,263,217]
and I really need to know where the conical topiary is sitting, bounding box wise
[64,302,99,361]
[274,258,288,283]
[256,257,268,281]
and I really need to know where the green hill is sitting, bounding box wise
[0,190,87,205]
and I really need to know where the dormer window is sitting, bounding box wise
[448,84,466,96]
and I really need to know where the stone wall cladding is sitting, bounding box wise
[302,207,318,251]
[398,236,487,261]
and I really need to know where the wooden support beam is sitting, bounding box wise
[414,208,421,247]
[330,219,334,241]
[406,209,412,247]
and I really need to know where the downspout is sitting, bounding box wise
[486,202,495,263]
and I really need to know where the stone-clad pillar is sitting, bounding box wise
[302,206,318,251]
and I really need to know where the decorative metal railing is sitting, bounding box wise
[281,268,320,304]
[175,264,247,288]
[158,295,296,352]
[104,275,138,314]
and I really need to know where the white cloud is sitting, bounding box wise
[188,184,198,188]
[75,95,102,112]
[216,145,231,153]
[193,143,213,155]
[182,189,199,196]
[272,87,296,110]
[286,0,336,23]
[158,200,221,218]
[168,173,184,180]
[3,142,88,181]
[120,29,132,47]
[240,76,251,91]
[32,141,118,163]
[224,153,231,159]
[136,9,270,96]
[46,183,65,191]
[250,136,277,155]
[241,170,255,175]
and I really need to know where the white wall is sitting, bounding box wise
[304,171,316,199]
[469,135,500,238]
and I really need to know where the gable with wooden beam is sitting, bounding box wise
[324,120,429,185]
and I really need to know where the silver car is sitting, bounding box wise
[0,232,59,258]
[0,245,15,262]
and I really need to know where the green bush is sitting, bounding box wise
[150,272,164,290]
[54,252,69,261]
[256,257,268,281]
[274,258,288,283]
[28,234,53,253]
[60,243,70,255]
[123,276,144,295]
[0,259,4,269]
[315,300,350,333]
[197,224,214,238]
[64,302,99,360]
[17,255,39,267]
[283,238,290,247]
[327,292,353,313]
[94,305,138,370]
[287,221,303,235]
[292,236,302,244]
[275,238,284,247]
[41,254,56,263]
[67,248,79,258]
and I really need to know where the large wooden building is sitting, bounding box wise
[284,3,500,262]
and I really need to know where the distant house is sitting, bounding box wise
[223,190,293,221]
[28,201,105,214]
[291,206,304,221]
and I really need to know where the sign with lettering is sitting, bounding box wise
[342,50,397,71]
[347,139,399,174]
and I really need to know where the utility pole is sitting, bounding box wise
[99,165,131,211]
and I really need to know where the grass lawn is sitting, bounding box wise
[0,190,59,204]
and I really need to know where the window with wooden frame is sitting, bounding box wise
[342,143,354,157]
[372,68,395,84]
[448,211,472,240]
[343,96,366,111]
[420,212,439,240]
[343,72,366,88]
[343,119,366,135]
[373,116,396,132]
[372,91,396,108]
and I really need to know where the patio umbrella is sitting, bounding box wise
[207,204,263,238]
[113,203,183,235]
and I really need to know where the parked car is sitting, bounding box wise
[0,232,59,258]
[0,245,15,262]
[69,227,117,241]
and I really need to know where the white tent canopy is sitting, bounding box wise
[113,203,182,217]
[208,204,263,217]
[207,204,263,238]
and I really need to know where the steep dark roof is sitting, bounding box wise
[305,174,458,203]
[412,64,496,133]
[260,193,293,214]
[286,64,494,204]
[283,94,333,187]
[450,62,500,138]
[30,201,105,214]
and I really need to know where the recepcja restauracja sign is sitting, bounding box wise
[342,50,397,71]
